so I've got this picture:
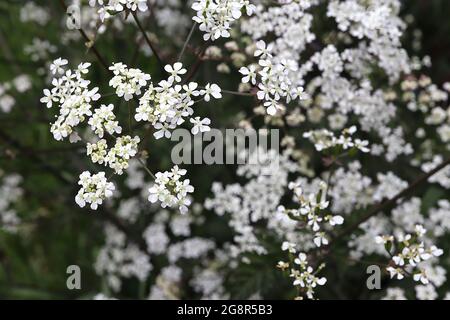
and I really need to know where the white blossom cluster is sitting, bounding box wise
[192,0,256,41]
[75,171,115,210]
[41,59,100,141]
[87,135,140,174]
[303,126,370,153]
[109,63,151,101]
[135,62,220,138]
[23,0,450,300]
[88,0,148,21]
[239,40,306,115]
[277,249,327,300]
[376,225,443,284]
[239,1,413,162]
[148,166,194,214]
[88,104,122,138]
[277,181,344,248]
[20,2,50,26]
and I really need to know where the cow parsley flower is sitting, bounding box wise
[190,117,211,135]
[303,126,370,153]
[50,57,68,75]
[239,65,257,85]
[192,0,255,41]
[164,62,187,84]
[148,166,194,214]
[286,251,327,299]
[41,60,100,141]
[106,135,140,174]
[376,224,444,284]
[88,136,140,174]
[88,104,122,138]
[89,0,148,22]
[278,181,344,248]
[109,63,151,101]
[135,64,220,139]
[75,171,115,210]
[201,83,222,102]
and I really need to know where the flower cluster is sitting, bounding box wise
[277,249,327,300]
[109,63,151,101]
[75,171,115,210]
[240,40,306,115]
[136,62,219,138]
[41,60,100,141]
[278,181,344,248]
[148,166,194,214]
[192,0,255,41]
[89,0,148,21]
[87,135,140,174]
[376,224,443,284]
[303,126,370,153]
[88,104,122,138]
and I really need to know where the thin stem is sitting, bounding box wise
[329,155,450,247]
[137,157,156,180]
[128,101,133,135]
[198,86,254,97]
[221,89,254,97]
[58,0,111,73]
[132,12,165,72]
[178,22,197,62]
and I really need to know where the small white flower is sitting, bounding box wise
[50,58,68,75]
[282,241,296,254]
[386,267,404,280]
[201,83,222,102]
[254,40,272,58]
[190,117,211,135]
[164,62,187,83]
[239,65,257,85]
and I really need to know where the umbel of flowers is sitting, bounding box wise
[41,58,220,213]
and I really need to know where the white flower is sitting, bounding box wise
[294,252,307,266]
[387,267,404,280]
[415,224,427,237]
[201,83,222,102]
[413,270,429,285]
[40,89,54,108]
[107,135,140,174]
[148,166,194,214]
[190,117,211,135]
[239,65,257,85]
[50,57,68,75]
[313,232,328,247]
[254,40,273,58]
[75,171,115,210]
[164,62,187,84]
[329,215,344,226]
[282,241,296,254]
